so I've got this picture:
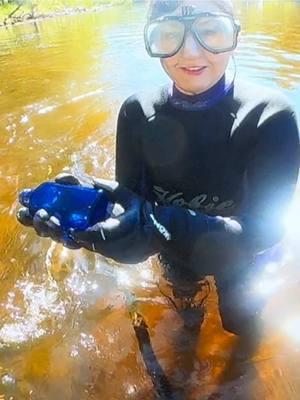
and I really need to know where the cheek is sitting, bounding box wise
[161,56,178,70]
[160,57,180,78]
[162,52,232,69]
[206,52,232,71]
[161,51,232,79]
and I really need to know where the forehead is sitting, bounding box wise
[148,0,234,22]
[179,0,226,13]
[152,0,232,17]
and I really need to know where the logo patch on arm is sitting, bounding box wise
[149,213,171,241]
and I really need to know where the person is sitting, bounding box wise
[17,0,300,338]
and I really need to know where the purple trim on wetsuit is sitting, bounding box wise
[168,71,234,111]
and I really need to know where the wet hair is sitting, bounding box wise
[148,0,235,21]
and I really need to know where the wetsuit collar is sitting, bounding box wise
[168,72,234,111]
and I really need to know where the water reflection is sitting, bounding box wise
[236,0,300,108]
[0,1,300,399]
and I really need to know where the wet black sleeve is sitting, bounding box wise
[151,107,300,275]
[115,101,144,194]
[240,108,299,250]
[114,98,299,272]
[114,100,159,263]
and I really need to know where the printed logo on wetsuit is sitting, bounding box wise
[152,186,236,213]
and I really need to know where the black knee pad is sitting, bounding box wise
[218,286,266,336]
[219,308,262,336]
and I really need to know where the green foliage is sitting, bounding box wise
[0,0,128,5]
[0,0,130,11]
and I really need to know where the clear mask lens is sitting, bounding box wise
[145,15,237,57]
[193,15,236,52]
[146,20,185,57]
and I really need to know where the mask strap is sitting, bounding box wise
[231,54,237,83]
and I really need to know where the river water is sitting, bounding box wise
[0,1,300,399]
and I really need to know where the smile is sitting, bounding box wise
[180,66,207,75]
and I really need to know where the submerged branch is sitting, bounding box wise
[0,1,129,27]
[7,3,22,19]
[3,3,22,24]
[130,311,177,400]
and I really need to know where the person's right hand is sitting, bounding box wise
[17,173,85,249]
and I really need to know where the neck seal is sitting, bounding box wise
[168,72,234,111]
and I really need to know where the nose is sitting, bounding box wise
[180,32,205,58]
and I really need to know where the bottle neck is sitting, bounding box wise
[19,189,32,207]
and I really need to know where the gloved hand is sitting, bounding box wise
[17,173,160,261]
[17,174,240,268]
[70,177,166,262]
[70,177,229,265]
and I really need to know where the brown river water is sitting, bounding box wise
[0,1,300,399]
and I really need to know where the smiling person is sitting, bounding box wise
[18,0,300,339]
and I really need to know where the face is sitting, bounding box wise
[158,0,235,95]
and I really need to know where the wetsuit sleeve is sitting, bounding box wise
[113,100,159,263]
[113,97,299,270]
[115,101,144,194]
[239,108,300,251]
[149,107,299,274]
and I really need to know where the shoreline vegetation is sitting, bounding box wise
[0,0,139,27]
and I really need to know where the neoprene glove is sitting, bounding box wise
[70,177,243,268]
[17,174,243,269]
[16,173,160,260]
[68,177,159,263]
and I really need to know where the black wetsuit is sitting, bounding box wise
[115,78,299,334]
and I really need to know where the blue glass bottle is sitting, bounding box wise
[19,182,111,241]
